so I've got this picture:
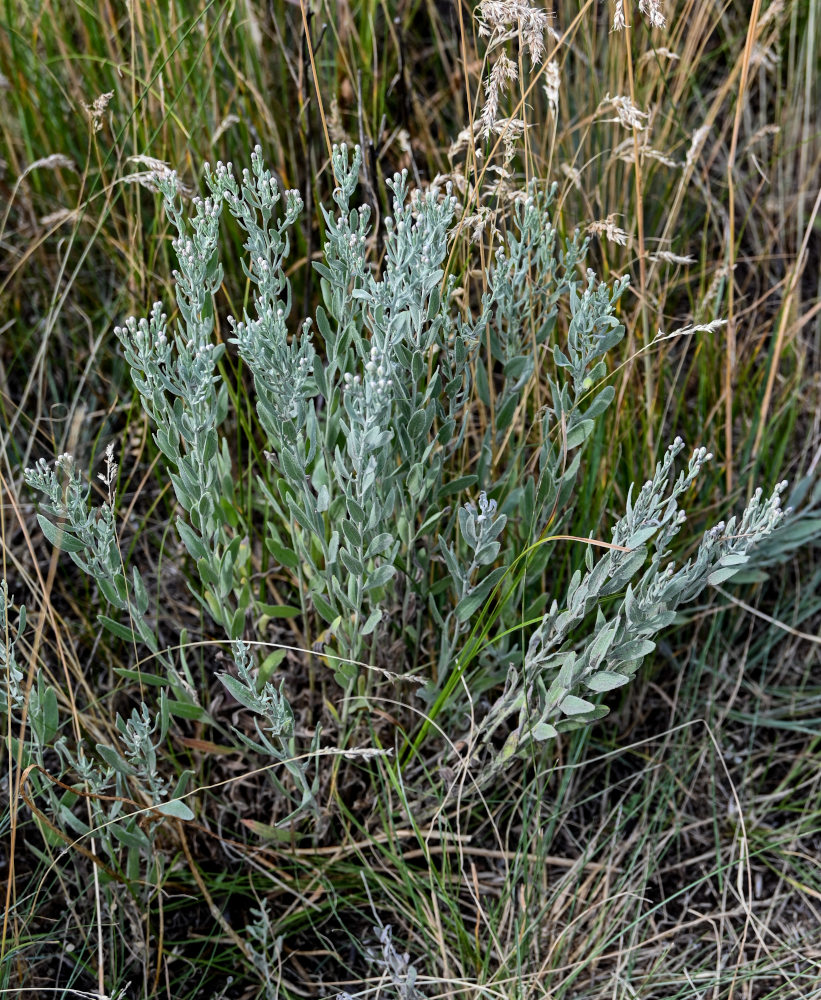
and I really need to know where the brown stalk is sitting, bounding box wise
[750,182,821,466]
[725,0,764,493]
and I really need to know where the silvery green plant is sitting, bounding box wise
[474,441,791,770]
[220,145,488,684]
[46,691,195,890]
[243,901,285,1000]
[221,639,319,821]
[1,581,65,828]
[113,169,243,641]
[0,576,161,881]
[368,924,423,1000]
[338,922,423,1000]
[26,146,622,701]
[96,690,193,819]
[23,446,201,711]
[22,449,201,870]
[477,186,595,449]
[418,222,632,722]
[1,580,27,722]
[24,141,796,791]
[24,451,315,838]
[434,490,509,683]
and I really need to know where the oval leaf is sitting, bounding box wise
[560,694,596,716]
[585,670,630,692]
[37,515,85,553]
[155,799,195,820]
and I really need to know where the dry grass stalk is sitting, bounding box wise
[476,0,550,137]
[587,215,630,246]
[80,90,114,133]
